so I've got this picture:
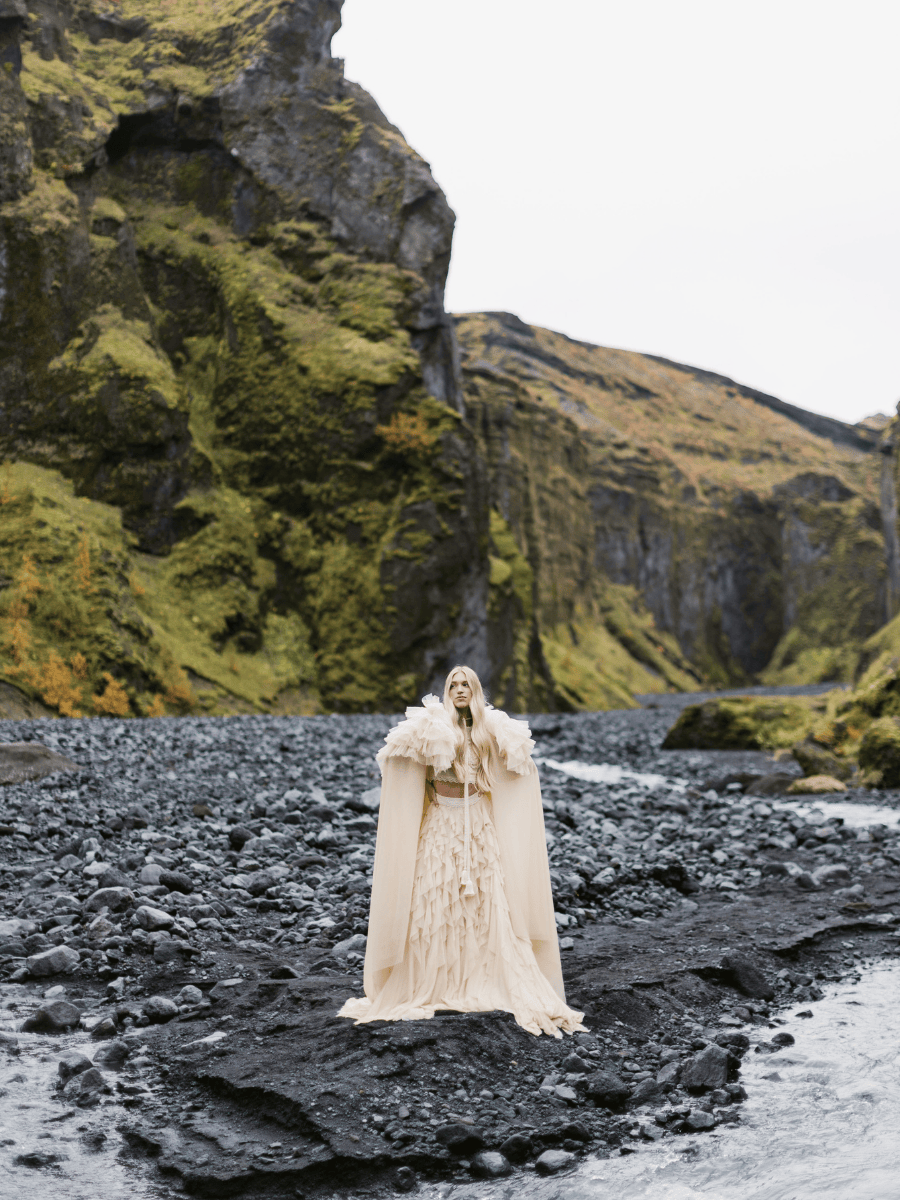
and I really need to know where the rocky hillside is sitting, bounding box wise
[0,0,893,716]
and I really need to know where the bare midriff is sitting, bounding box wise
[432,779,480,798]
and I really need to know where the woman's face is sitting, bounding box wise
[449,673,472,710]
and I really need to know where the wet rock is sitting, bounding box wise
[134,905,174,932]
[583,1070,631,1108]
[685,1108,716,1130]
[26,944,80,976]
[144,995,178,1023]
[771,1031,795,1047]
[62,1065,110,1106]
[681,1044,731,1092]
[435,1123,484,1155]
[792,739,853,781]
[795,871,821,890]
[58,1049,92,1081]
[470,1150,512,1178]
[93,1038,131,1068]
[499,1132,533,1163]
[91,1018,117,1039]
[0,742,79,784]
[84,886,135,913]
[21,999,80,1032]
[535,1148,575,1175]
[15,1150,68,1168]
[715,1031,750,1054]
[630,1077,664,1105]
[0,1031,19,1052]
[720,954,775,1000]
[228,825,254,851]
[158,869,194,894]
[394,1166,416,1193]
[813,863,852,886]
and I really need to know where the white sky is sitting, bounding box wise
[333,0,900,425]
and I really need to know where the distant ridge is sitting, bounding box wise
[642,354,878,454]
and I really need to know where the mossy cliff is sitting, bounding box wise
[457,312,887,706]
[0,0,491,714]
[0,0,892,716]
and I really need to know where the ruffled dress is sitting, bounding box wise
[339,728,585,1038]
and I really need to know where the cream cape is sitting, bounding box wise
[363,696,565,1002]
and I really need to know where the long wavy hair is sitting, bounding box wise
[442,665,495,794]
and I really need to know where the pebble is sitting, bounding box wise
[143,995,179,1023]
[135,906,174,932]
[535,1149,575,1175]
[470,1150,512,1178]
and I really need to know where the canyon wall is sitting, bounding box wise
[0,0,891,716]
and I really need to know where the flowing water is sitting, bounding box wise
[429,961,900,1200]
[0,985,161,1198]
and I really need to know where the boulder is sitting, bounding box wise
[656,1060,681,1085]
[434,1123,484,1155]
[583,1070,631,1108]
[93,1038,131,1068]
[720,954,775,1000]
[62,1066,110,1106]
[0,742,79,785]
[535,1149,575,1175]
[143,995,178,1023]
[158,870,194,894]
[858,718,900,788]
[499,1133,532,1163]
[21,999,80,1032]
[685,1109,716,1130]
[661,698,810,751]
[469,1151,511,1178]
[792,738,853,781]
[813,863,852,887]
[134,905,174,932]
[176,984,204,1006]
[26,944,80,976]
[630,1077,664,1105]
[96,868,130,890]
[58,1050,92,1081]
[84,886,134,913]
[786,775,847,795]
[680,1043,731,1092]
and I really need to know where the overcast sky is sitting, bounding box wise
[333,0,899,425]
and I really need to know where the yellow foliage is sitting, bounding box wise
[27,651,84,717]
[376,411,437,457]
[144,694,166,717]
[2,553,42,665]
[71,651,88,679]
[129,571,146,597]
[164,666,194,712]
[94,671,131,716]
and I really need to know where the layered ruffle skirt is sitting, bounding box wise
[338,796,585,1038]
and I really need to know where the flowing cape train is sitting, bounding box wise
[363,697,564,1002]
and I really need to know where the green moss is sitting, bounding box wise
[661,696,817,751]
[857,717,900,788]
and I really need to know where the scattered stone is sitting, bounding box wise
[331,933,367,960]
[93,1039,131,1068]
[21,1000,80,1032]
[62,1066,110,1106]
[470,1150,512,1178]
[58,1050,92,1081]
[813,864,852,886]
[685,1109,716,1130]
[681,1044,731,1092]
[159,869,194,894]
[0,741,79,784]
[771,1032,795,1047]
[499,1133,532,1163]
[15,1150,68,1168]
[26,944,80,976]
[96,867,130,890]
[435,1123,484,1155]
[584,1070,631,1108]
[228,826,254,851]
[176,985,204,1006]
[795,871,821,890]
[139,863,164,885]
[84,886,134,913]
[144,996,179,1023]
[720,954,775,1000]
[535,1149,575,1175]
[134,906,174,932]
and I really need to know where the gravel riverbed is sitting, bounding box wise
[0,706,899,1198]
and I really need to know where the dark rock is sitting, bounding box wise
[754,774,801,796]
[685,1109,716,1130]
[715,1031,750,1054]
[26,944,80,976]
[268,964,300,979]
[470,1151,511,1178]
[96,868,130,890]
[795,871,820,890]
[244,869,280,896]
[435,1123,484,1155]
[158,870,194,894]
[394,1166,416,1193]
[228,826,254,851]
[23,933,51,954]
[15,1150,68,1168]
[649,859,700,893]
[21,999,80,1032]
[558,1121,591,1142]
[0,742,79,785]
[630,1077,664,1105]
[535,1149,575,1175]
[143,995,178,1023]
[583,1070,631,1108]
[771,1031,795,1047]
[58,1050,92,1081]
[720,954,775,1000]
[62,1066,110,1106]
[680,1043,731,1092]
[561,1052,591,1074]
[93,1038,131,1068]
[84,886,135,913]
[499,1133,532,1163]
[792,738,853,781]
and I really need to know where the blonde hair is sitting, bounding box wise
[442,665,495,794]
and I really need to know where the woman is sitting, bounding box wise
[338,666,585,1037]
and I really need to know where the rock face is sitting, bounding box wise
[0,0,893,715]
[0,742,79,785]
